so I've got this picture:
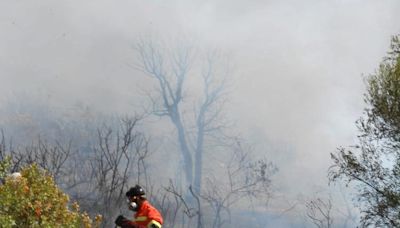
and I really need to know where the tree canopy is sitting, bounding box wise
[330,35,400,227]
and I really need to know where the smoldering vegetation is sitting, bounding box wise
[0,39,361,226]
[1,1,399,227]
[0,95,278,227]
[0,42,281,227]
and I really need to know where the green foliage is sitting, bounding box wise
[365,35,400,143]
[0,156,12,180]
[0,163,102,227]
[330,35,400,227]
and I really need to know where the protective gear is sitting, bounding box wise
[148,221,162,228]
[133,201,163,228]
[129,202,138,211]
[115,215,128,226]
[126,185,145,197]
[115,215,141,228]
[121,185,163,228]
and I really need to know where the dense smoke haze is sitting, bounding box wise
[1,0,399,226]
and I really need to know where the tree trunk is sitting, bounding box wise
[171,111,193,187]
[193,125,204,195]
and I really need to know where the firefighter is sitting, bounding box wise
[115,185,163,228]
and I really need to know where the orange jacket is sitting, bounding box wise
[123,200,163,228]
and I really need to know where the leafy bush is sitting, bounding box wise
[0,156,12,180]
[0,161,102,227]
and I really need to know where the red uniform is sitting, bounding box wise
[121,200,163,228]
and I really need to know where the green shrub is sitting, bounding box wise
[0,162,102,227]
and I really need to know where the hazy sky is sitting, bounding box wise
[1,0,399,224]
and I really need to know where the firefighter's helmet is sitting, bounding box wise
[126,185,145,197]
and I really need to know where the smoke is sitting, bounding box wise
[0,0,399,225]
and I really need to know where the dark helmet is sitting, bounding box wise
[126,185,145,197]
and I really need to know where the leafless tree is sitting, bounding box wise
[162,180,199,228]
[151,181,184,228]
[88,116,150,226]
[306,197,333,228]
[134,38,230,197]
[0,130,73,184]
[11,137,71,181]
[201,139,276,228]
[150,139,276,228]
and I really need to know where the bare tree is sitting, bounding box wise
[154,180,187,228]
[88,116,150,226]
[11,137,71,182]
[150,139,276,228]
[201,139,276,228]
[134,39,193,189]
[163,180,199,228]
[0,131,73,184]
[134,38,230,197]
[306,197,333,228]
